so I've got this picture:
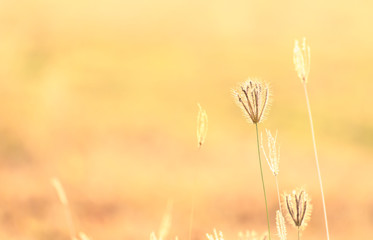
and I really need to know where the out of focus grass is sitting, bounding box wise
[0,0,372,239]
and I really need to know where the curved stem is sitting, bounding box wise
[255,123,271,240]
[303,83,330,240]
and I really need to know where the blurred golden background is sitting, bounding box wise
[0,0,372,239]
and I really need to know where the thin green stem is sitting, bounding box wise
[255,123,271,240]
[303,83,330,240]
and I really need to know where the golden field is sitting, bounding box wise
[0,0,372,239]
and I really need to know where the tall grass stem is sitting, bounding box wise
[255,123,271,240]
[303,83,330,240]
[298,227,300,240]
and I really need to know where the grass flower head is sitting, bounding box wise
[276,210,287,240]
[197,103,208,148]
[261,129,280,176]
[293,38,310,83]
[283,189,312,231]
[233,79,270,124]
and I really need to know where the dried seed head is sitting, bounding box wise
[293,38,310,83]
[233,79,270,124]
[276,210,287,240]
[283,189,312,231]
[197,103,208,148]
[261,129,280,176]
[206,229,224,240]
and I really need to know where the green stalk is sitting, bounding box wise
[255,123,271,240]
[298,227,300,240]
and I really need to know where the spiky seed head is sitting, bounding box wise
[293,38,310,83]
[283,189,312,231]
[232,79,270,124]
[206,229,224,240]
[276,210,287,240]
[261,129,280,176]
[197,103,208,148]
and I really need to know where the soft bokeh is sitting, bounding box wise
[0,0,372,239]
